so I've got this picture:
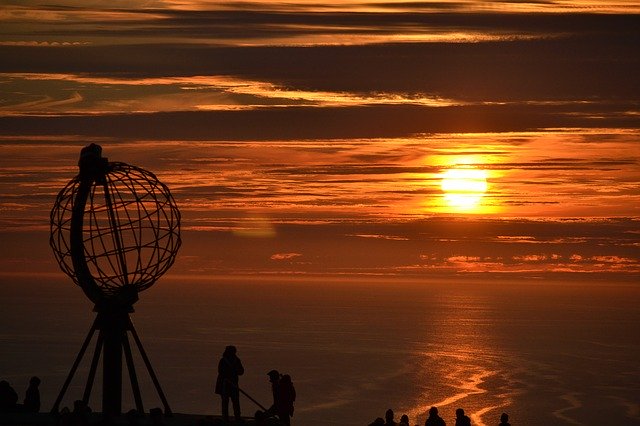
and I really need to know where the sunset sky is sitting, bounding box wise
[1,0,639,281]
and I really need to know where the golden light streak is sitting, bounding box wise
[0,73,458,113]
[160,0,640,14]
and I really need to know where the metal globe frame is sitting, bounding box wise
[49,144,181,417]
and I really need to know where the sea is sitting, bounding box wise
[1,276,639,426]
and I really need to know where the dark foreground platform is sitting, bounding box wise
[0,412,283,426]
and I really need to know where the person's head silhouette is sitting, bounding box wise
[429,406,439,416]
[385,408,395,423]
[267,370,280,383]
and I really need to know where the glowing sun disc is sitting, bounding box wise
[440,168,488,211]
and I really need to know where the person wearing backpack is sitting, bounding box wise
[266,371,296,425]
[276,374,296,425]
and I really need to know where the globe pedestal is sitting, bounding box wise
[101,309,127,416]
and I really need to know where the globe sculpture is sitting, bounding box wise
[49,144,181,416]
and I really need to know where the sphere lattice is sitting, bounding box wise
[50,162,181,299]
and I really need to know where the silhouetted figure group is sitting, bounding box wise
[368,408,409,426]
[0,375,172,426]
[214,346,296,425]
[369,407,512,426]
[0,377,41,413]
[54,403,169,426]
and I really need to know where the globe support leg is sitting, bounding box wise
[128,317,172,416]
[82,331,104,405]
[51,318,98,413]
[123,333,144,413]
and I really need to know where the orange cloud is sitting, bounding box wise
[270,253,303,261]
[513,254,547,262]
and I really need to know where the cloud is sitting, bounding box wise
[590,255,636,264]
[0,72,457,115]
[447,256,482,262]
[348,234,409,241]
[270,252,302,260]
[1,104,638,141]
[513,254,547,262]
[0,91,83,113]
[0,41,90,46]
[2,14,639,103]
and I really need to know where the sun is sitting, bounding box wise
[440,168,488,211]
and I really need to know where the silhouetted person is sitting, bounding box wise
[266,370,280,415]
[385,408,397,425]
[278,374,296,425]
[369,418,385,426]
[23,376,41,413]
[214,345,244,423]
[254,410,270,426]
[499,413,510,426]
[149,408,164,426]
[425,407,446,426]
[399,414,410,426]
[455,408,470,426]
[266,371,296,425]
[0,380,18,412]
[58,407,72,426]
[125,409,140,426]
[69,400,89,426]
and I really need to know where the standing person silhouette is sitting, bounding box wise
[214,346,244,423]
[23,376,41,413]
[0,380,18,412]
[455,408,471,426]
[425,406,446,426]
[385,408,398,425]
[498,413,511,426]
[266,370,280,415]
[277,374,296,425]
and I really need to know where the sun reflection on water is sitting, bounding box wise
[406,292,516,426]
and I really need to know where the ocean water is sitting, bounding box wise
[1,276,639,426]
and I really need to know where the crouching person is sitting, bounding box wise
[265,371,296,425]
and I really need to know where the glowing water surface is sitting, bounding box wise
[1,276,639,426]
